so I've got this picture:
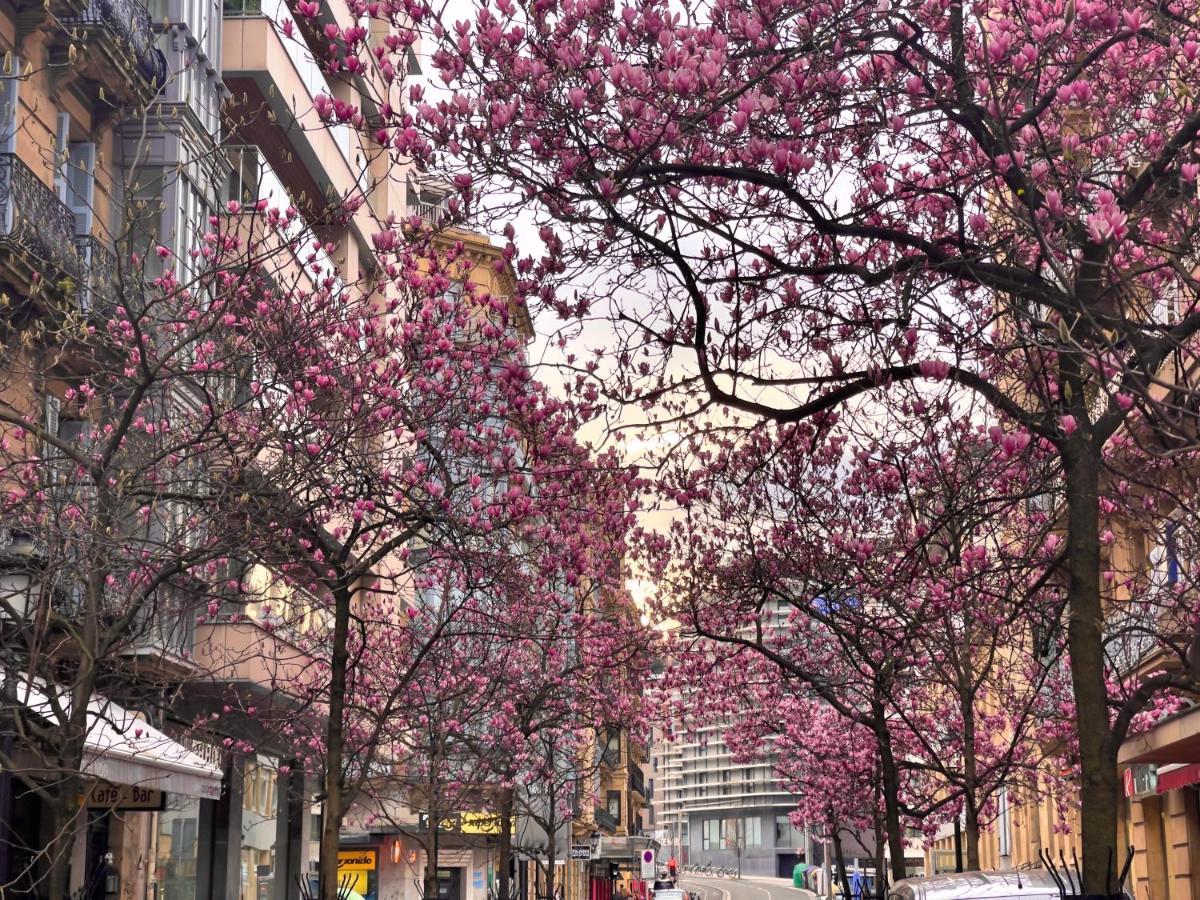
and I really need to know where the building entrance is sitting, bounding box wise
[436,866,464,900]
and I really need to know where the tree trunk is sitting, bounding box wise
[46,671,96,899]
[831,828,853,900]
[425,823,442,900]
[46,781,82,900]
[498,787,514,900]
[875,728,908,885]
[963,801,981,874]
[1064,449,1119,895]
[425,733,444,900]
[320,585,351,900]
[545,813,558,900]
[872,806,886,897]
[959,638,981,872]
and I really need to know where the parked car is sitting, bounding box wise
[651,889,687,900]
[889,870,1130,900]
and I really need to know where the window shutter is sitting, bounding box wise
[0,55,20,157]
[67,141,95,235]
[1166,522,1180,585]
[53,113,70,204]
[42,393,61,469]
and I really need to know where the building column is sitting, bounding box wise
[1182,790,1200,900]
[1163,789,1198,900]
[1138,796,1169,900]
[273,759,305,900]
[207,753,245,900]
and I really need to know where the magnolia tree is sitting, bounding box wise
[325,472,646,900]
[197,239,642,900]
[301,0,1200,889]
[0,149,636,900]
[650,407,1079,881]
[0,172,382,892]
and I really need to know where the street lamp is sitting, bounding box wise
[0,529,40,621]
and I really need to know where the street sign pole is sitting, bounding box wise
[641,849,656,881]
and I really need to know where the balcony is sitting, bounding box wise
[60,0,167,103]
[0,153,82,294]
[75,235,121,315]
[222,145,340,293]
[123,603,199,679]
[630,764,646,800]
[594,805,619,833]
[408,199,449,222]
[222,0,360,212]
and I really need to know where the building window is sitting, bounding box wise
[606,790,621,825]
[602,729,621,766]
[696,771,707,798]
[744,817,762,847]
[0,55,21,155]
[157,795,201,900]
[997,788,1011,858]
[173,177,210,295]
[775,815,803,849]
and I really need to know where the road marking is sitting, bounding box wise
[680,876,730,900]
[683,876,818,900]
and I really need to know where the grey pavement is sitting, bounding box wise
[681,873,819,900]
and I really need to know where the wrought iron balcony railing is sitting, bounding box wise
[629,763,646,798]
[594,805,619,832]
[75,235,121,315]
[64,0,168,90]
[0,153,82,286]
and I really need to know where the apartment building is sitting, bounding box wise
[0,0,510,895]
[650,722,807,878]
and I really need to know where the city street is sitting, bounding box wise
[682,875,819,900]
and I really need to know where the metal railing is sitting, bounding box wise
[408,199,449,221]
[0,153,82,283]
[75,235,120,315]
[630,763,646,798]
[594,805,619,832]
[64,0,168,89]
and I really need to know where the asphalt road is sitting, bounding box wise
[681,874,819,900]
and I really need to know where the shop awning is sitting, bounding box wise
[7,677,223,800]
[1156,763,1200,793]
[594,835,659,861]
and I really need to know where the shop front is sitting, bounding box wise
[1120,704,1200,900]
[586,836,657,900]
[0,681,224,900]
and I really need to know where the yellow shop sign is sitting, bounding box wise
[337,849,377,871]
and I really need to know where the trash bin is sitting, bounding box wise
[793,864,809,889]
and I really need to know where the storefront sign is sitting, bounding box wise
[337,850,378,870]
[81,782,165,811]
[461,813,503,834]
[570,846,592,860]
[337,849,378,899]
[418,812,510,834]
[1124,763,1158,799]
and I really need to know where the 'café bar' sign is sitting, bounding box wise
[83,782,165,811]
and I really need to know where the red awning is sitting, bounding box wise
[1158,763,1200,793]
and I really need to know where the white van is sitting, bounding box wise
[888,870,1128,900]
